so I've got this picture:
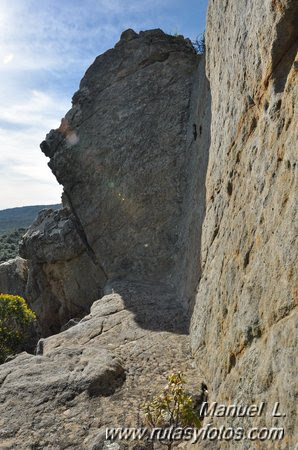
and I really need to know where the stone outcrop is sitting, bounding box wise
[178,55,210,308]
[0,29,209,449]
[190,0,298,448]
[19,207,106,335]
[0,282,198,449]
[0,256,28,297]
[0,29,210,336]
[2,28,210,337]
[40,29,201,294]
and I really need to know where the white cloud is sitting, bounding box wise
[0,122,63,209]
[2,53,14,65]
[0,0,207,209]
[0,89,69,128]
[0,0,173,209]
[0,89,69,209]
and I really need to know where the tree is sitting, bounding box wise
[142,372,201,449]
[193,32,205,54]
[0,294,36,363]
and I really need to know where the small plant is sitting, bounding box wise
[0,294,36,363]
[193,32,206,54]
[142,372,201,449]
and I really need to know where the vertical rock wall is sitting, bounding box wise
[3,30,210,335]
[177,55,211,310]
[41,29,202,292]
[191,0,298,446]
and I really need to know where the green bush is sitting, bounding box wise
[0,228,26,263]
[193,32,205,54]
[142,372,201,449]
[0,294,36,363]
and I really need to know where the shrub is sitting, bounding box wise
[0,294,36,363]
[142,372,201,449]
[193,32,205,54]
[0,228,26,263]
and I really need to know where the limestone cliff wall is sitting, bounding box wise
[190,0,298,447]
[11,30,210,336]
[0,30,210,335]
[0,30,211,448]
[177,54,211,309]
[41,29,202,294]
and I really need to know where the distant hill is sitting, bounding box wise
[0,204,61,235]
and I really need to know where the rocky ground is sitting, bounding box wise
[0,282,201,449]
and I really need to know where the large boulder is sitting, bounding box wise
[0,256,28,297]
[0,29,210,337]
[40,29,201,292]
[20,208,106,335]
[190,0,298,447]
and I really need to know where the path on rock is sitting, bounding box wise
[0,282,200,449]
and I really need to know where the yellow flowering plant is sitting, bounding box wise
[142,372,201,449]
[0,294,36,363]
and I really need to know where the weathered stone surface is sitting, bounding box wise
[20,208,106,335]
[0,283,199,449]
[0,30,210,339]
[0,256,28,297]
[177,54,210,309]
[190,0,298,448]
[20,208,87,263]
[41,29,200,291]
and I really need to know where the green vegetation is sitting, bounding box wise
[0,294,36,363]
[142,372,201,449]
[0,204,61,263]
[0,228,26,263]
[193,32,205,54]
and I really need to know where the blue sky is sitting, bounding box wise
[0,0,208,210]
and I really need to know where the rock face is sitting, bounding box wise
[190,0,298,447]
[20,208,106,335]
[0,29,210,337]
[5,28,209,337]
[0,256,28,297]
[0,29,209,449]
[178,55,210,308]
[40,29,201,292]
